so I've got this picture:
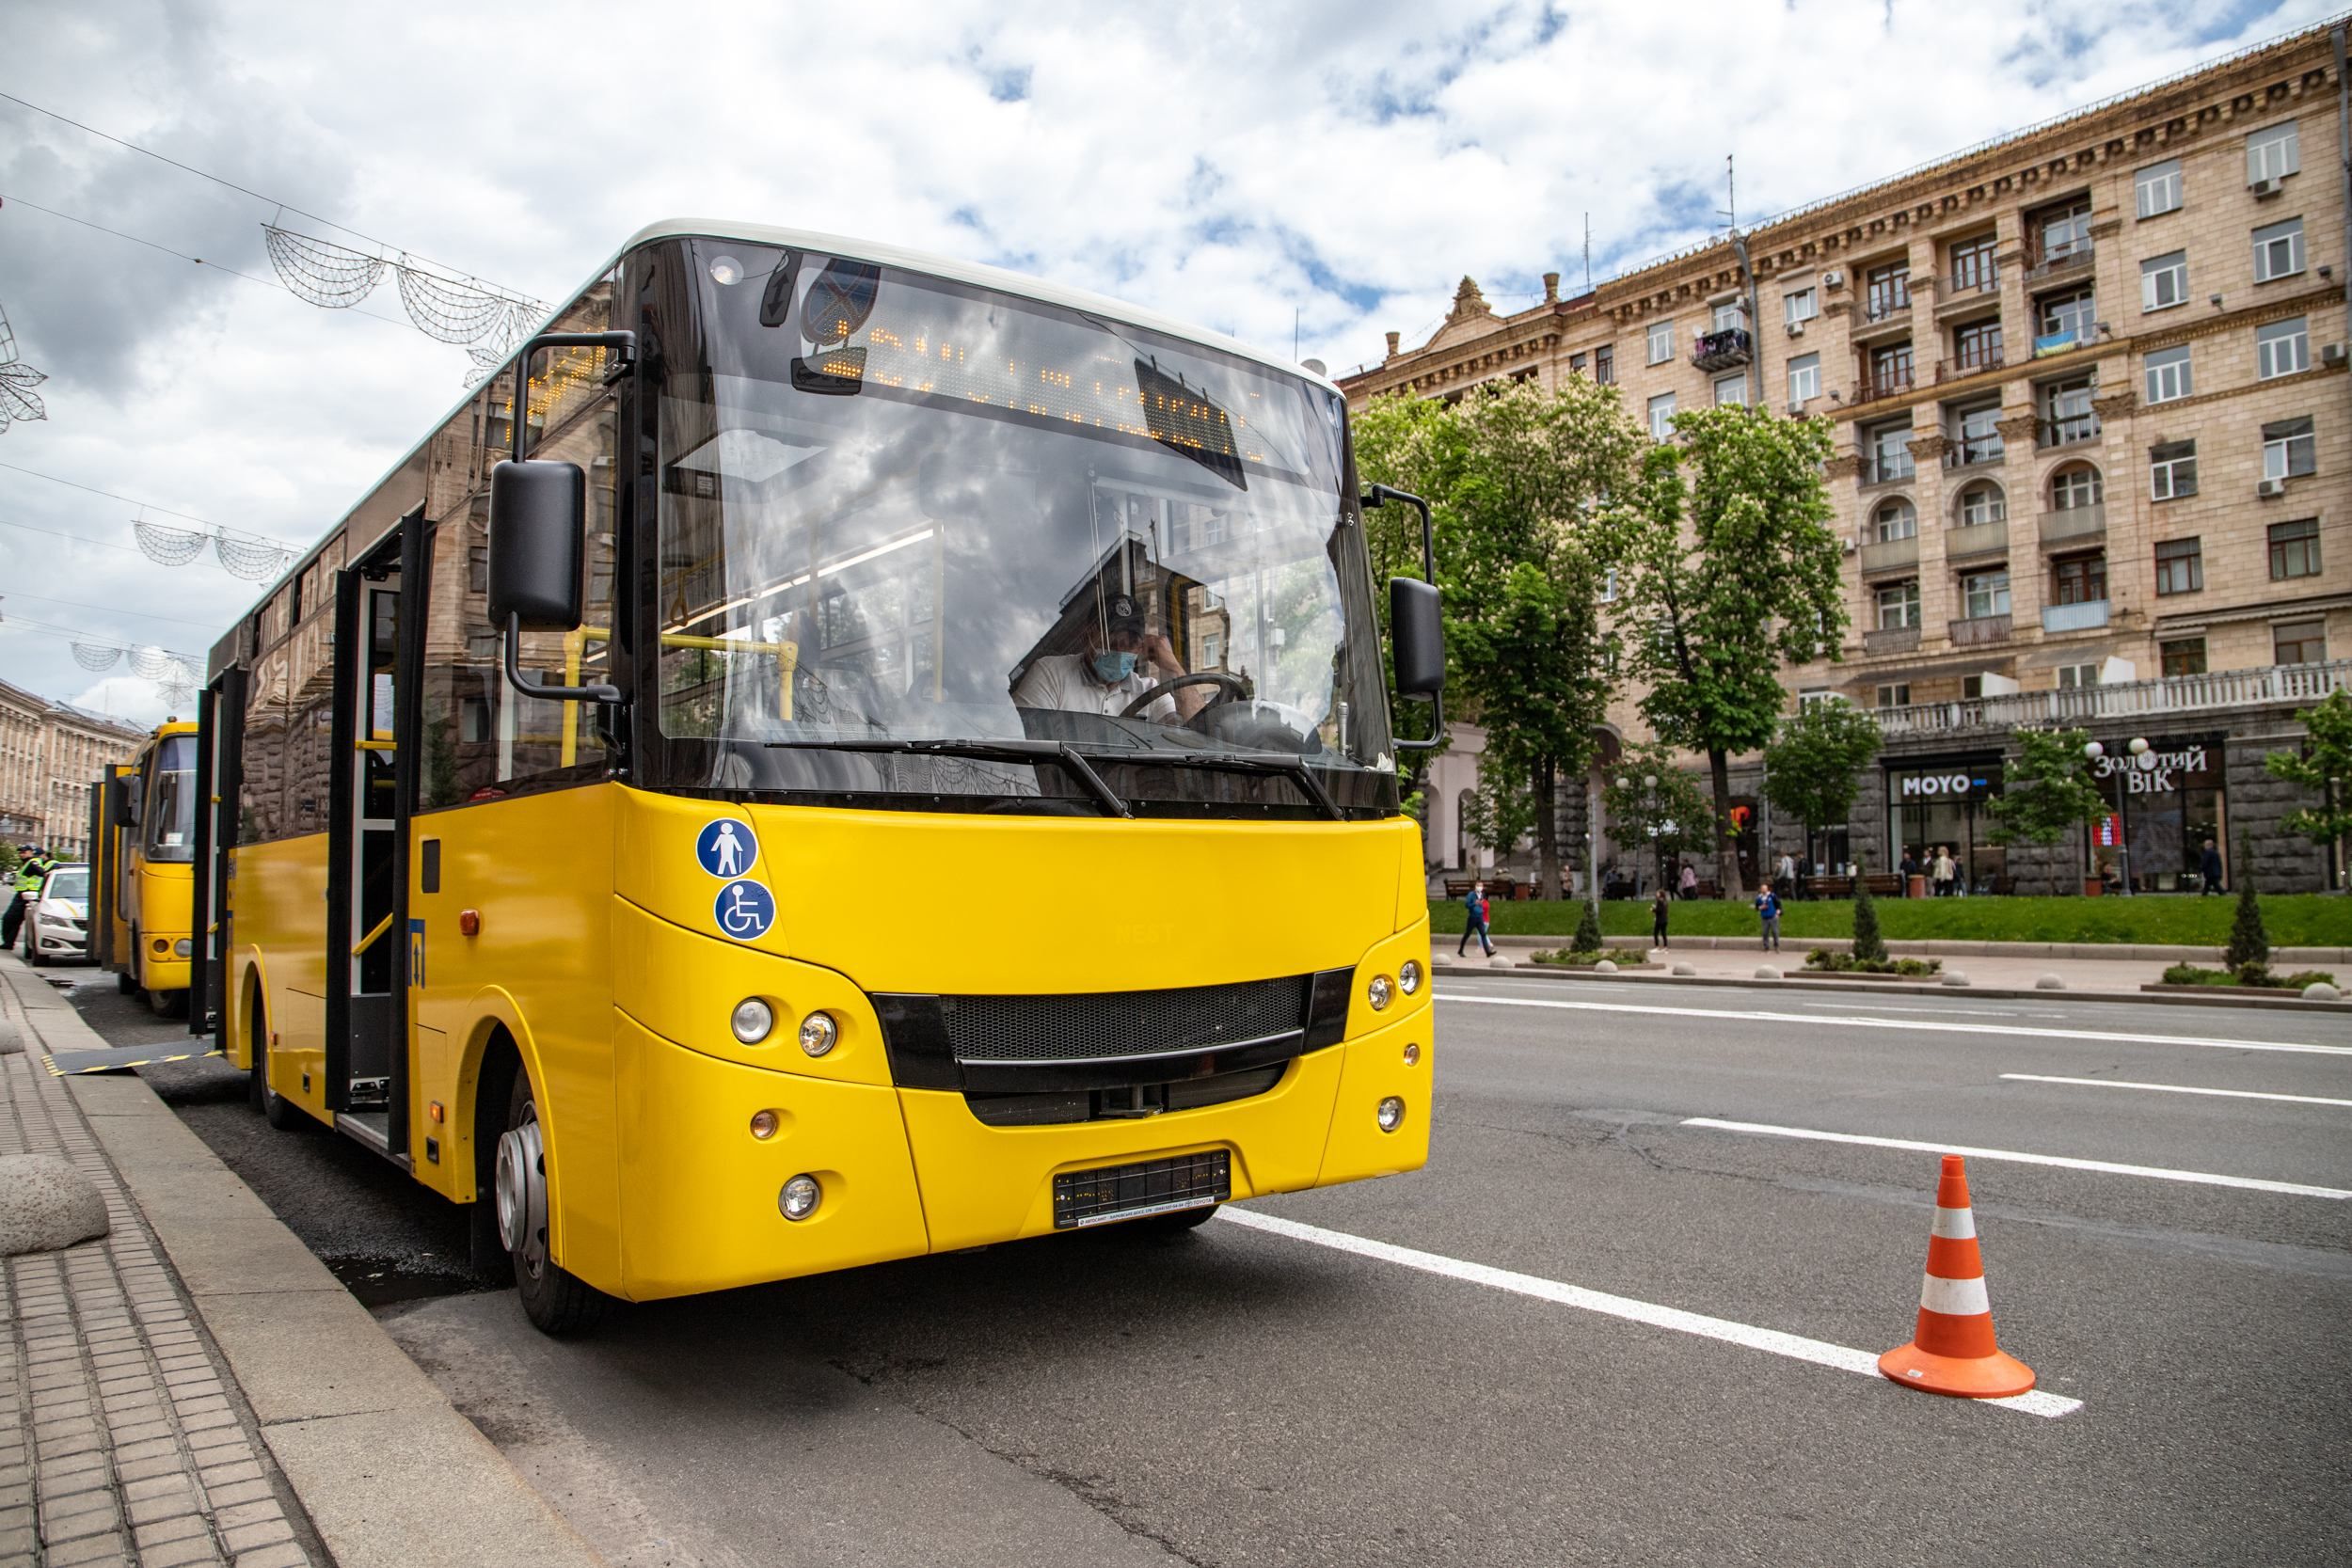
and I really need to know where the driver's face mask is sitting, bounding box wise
[1090,650,1138,682]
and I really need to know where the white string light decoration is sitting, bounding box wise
[134,517,212,566]
[0,296,50,433]
[71,642,123,671]
[262,223,546,384]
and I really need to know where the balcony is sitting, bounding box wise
[1851,364,1917,406]
[1691,327,1753,372]
[1943,436,2005,468]
[1864,625,1921,656]
[1902,658,2350,738]
[1936,348,2007,383]
[2042,598,2110,633]
[2037,413,2100,449]
[1937,270,2001,316]
[2038,502,2106,546]
[1946,518,2010,560]
[1860,533,1920,575]
[1862,287,1914,323]
[1949,613,2013,647]
[1858,453,1916,486]
[2024,238,2094,284]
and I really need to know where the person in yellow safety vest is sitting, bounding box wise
[3,844,55,948]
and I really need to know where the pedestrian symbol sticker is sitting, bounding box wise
[714,879,776,942]
[696,818,758,879]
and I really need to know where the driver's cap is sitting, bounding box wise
[1104,593,1144,632]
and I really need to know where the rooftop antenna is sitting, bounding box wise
[1293,306,1300,360]
[1582,214,1591,293]
[1718,153,1737,232]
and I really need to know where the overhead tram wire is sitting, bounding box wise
[1,592,223,631]
[0,461,300,550]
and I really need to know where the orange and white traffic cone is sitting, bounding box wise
[1879,1154,2036,1399]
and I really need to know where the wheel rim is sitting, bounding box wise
[495,1104,548,1280]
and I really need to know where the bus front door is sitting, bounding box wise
[190,668,245,1044]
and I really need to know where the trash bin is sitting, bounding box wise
[1907,874,1928,899]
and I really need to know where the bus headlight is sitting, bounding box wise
[173,939,193,958]
[1367,974,1394,1012]
[798,1012,838,1057]
[1376,1096,1406,1132]
[730,998,774,1045]
[779,1174,820,1220]
[1398,959,1422,995]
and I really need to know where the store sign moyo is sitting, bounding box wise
[2090,741,2208,794]
[1896,770,1990,800]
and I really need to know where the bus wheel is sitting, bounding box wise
[118,969,138,997]
[148,987,188,1020]
[255,1008,303,1130]
[497,1071,607,1336]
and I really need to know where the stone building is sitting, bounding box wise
[1344,21,2351,895]
[0,677,149,862]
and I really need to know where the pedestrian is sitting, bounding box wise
[1677,861,1698,901]
[1899,846,1918,895]
[1458,879,1495,958]
[1932,845,1956,898]
[1650,886,1672,950]
[1753,883,1783,952]
[2199,837,2225,895]
[1775,850,1796,899]
[3,844,48,948]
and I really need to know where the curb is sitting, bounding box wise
[1474,933,2352,964]
[1430,958,2352,1012]
[0,961,608,1568]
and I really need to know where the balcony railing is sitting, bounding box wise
[2024,238,2094,281]
[1946,518,2009,558]
[1863,287,1913,322]
[1860,533,1921,574]
[1944,436,2005,467]
[1859,453,1916,485]
[1936,347,2006,381]
[1851,364,1917,404]
[1946,266,1999,297]
[1691,327,1753,372]
[1864,625,1921,656]
[2038,503,2106,546]
[1949,613,2013,647]
[2038,413,2100,449]
[1876,657,2352,738]
[2042,598,2110,633]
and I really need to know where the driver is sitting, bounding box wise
[1012,587,1206,723]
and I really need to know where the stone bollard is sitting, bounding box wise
[0,1154,110,1256]
[2302,981,2342,1002]
[1489,955,1515,969]
[1942,971,1970,987]
[2035,974,2067,990]
[1754,966,1780,980]
[1592,959,1617,974]
[1672,963,1698,977]
[0,1018,22,1055]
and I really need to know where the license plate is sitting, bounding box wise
[1052,1150,1231,1229]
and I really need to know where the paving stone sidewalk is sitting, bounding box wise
[1,994,318,1568]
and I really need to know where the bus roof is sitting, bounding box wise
[209,220,1335,678]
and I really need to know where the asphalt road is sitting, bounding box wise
[65,968,2352,1567]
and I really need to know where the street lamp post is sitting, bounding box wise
[2084,737,2146,895]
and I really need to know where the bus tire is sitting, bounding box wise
[499,1069,608,1336]
[119,969,138,997]
[255,1005,303,1131]
[148,987,188,1020]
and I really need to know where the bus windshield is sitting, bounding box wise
[648,240,1396,817]
[143,735,197,863]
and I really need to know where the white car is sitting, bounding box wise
[21,863,90,966]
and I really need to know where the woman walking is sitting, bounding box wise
[1650,886,1673,950]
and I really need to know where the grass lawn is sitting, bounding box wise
[1431,894,2352,947]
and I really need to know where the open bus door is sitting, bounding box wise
[189,668,244,1044]
[89,767,133,979]
[324,512,420,1165]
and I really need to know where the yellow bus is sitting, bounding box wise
[88,722,199,1015]
[193,222,1445,1333]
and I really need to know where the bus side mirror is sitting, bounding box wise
[488,459,585,631]
[1389,576,1446,751]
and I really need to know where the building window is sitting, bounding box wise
[2154,537,2202,595]
[1646,320,1674,365]
[468,546,489,595]
[1785,287,1818,325]
[2051,552,2106,606]
[2257,316,2310,379]
[1200,632,1223,667]
[1949,233,1998,292]
[2140,251,2187,312]
[1867,341,1915,398]
[1568,352,1587,376]
[2150,441,2197,500]
[1865,420,1915,483]
[2037,289,2096,350]
[2041,377,2096,445]
[2274,618,2327,666]
[1599,567,1619,603]
[2037,198,2092,263]
[2135,159,2183,218]
[2161,637,2207,677]
[1714,372,1747,406]
[1865,261,1911,320]
[1711,301,1746,333]
[1788,353,1820,404]
[1957,483,2005,527]
[2143,344,2192,404]
[1876,579,1920,630]
[2055,663,2100,689]
[1593,344,1614,385]
[1797,688,1838,713]
[2051,463,2103,511]
[1951,400,2002,463]
[2253,218,2305,282]
[1952,318,2003,374]
[1963,570,2010,619]
[1647,391,1677,439]
[2269,517,2321,579]
[2247,121,2300,184]
[2264,417,2316,481]
[1873,498,1918,544]
[465,629,501,663]
[1877,683,1913,708]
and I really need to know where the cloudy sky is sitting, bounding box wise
[0,0,2332,725]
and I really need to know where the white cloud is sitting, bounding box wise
[0,0,2333,711]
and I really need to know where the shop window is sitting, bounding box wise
[2150,441,2196,500]
[2160,638,2206,677]
[2274,618,2327,666]
[2051,552,2106,606]
[2269,518,2321,580]
[2153,538,2202,596]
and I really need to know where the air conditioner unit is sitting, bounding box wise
[1821,269,1845,289]
[1788,398,1809,416]
[1844,532,1860,554]
[2257,478,2287,498]
[2323,342,2348,368]
[1787,321,1805,338]
[2250,177,2280,198]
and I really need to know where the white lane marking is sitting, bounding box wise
[1215,1207,2083,1419]
[1681,1117,2352,1201]
[1438,990,2352,1057]
[2000,1073,2352,1108]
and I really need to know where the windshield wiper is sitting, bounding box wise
[755,737,1131,818]
[1073,748,1344,820]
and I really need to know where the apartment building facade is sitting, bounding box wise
[0,677,148,863]
[1343,22,2350,895]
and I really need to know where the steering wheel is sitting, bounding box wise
[1117,671,1249,720]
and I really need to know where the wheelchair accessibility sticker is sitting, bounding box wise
[715,879,776,941]
[696,818,758,879]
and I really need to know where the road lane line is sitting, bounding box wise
[1214,1207,2083,1418]
[2000,1073,2352,1108]
[1680,1117,2352,1199]
[1438,990,2352,1057]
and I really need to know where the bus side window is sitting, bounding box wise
[239,649,289,845]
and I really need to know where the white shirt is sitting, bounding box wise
[1012,653,1175,721]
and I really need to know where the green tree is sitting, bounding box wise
[1761,702,1883,876]
[1458,752,1536,868]
[1617,405,1844,898]
[0,843,17,884]
[2226,832,2270,973]
[1602,743,1715,892]
[1351,389,1466,801]
[1984,727,2109,891]
[1570,898,1604,957]
[2264,689,2352,861]
[1851,861,1888,962]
